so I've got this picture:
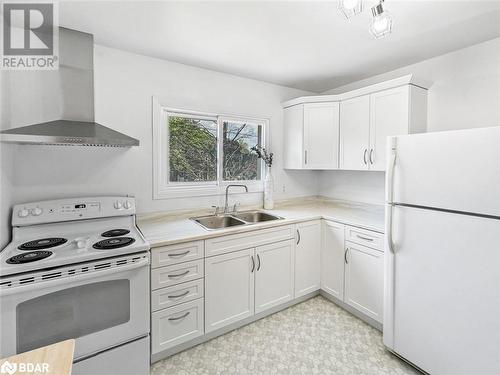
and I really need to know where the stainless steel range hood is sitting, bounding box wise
[1,28,139,147]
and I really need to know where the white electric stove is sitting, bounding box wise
[0,196,150,375]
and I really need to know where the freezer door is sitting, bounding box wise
[384,205,500,375]
[392,126,500,217]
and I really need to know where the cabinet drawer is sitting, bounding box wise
[205,225,294,257]
[152,279,204,312]
[151,240,204,268]
[151,298,204,354]
[151,259,204,290]
[345,226,383,251]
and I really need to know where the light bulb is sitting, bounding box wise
[338,0,363,19]
[369,2,393,38]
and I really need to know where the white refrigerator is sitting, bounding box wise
[384,126,500,375]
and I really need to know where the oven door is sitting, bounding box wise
[0,253,149,360]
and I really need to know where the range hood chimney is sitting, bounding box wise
[1,28,139,147]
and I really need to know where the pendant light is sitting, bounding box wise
[338,0,363,19]
[369,0,393,38]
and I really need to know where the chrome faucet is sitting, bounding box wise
[224,184,248,213]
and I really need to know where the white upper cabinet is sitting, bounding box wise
[283,75,429,171]
[283,102,340,170]
[303,102,340,169]
[283,104,305,169]
[369,86,410,171]
[339,95,370,170]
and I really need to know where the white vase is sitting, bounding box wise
[263,168,274,210]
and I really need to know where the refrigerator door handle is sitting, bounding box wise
[387,204,395,254]
[386,137,397,254]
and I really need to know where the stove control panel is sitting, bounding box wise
[12,196,136,226]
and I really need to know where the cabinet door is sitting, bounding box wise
[283,104,304,169]
[205,249,255,333]
[294,220,321,298]
[303,102,340,169]
[369,86,410,171]
[321,221,345,300]
[344,242,383,322]
[339,95,370,170]
[255,240,294,314]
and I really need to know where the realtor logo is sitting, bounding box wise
[0,361,17,375]
[1,1,59,69]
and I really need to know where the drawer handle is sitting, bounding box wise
[250,256,255,273]
[168,251,190,258]
[257,254,261,271]
[168,290,190,299]
[356,234,374,242]
[168,270,190,278]
[296,229,301,245]
[344,248,349,264]
[168,311,190,321]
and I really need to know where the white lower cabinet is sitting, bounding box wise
[205,239,296,332]
[151,219,384,360]
[151,298,204,354]
[255,240,294,314]
[321,221,345,300]
[205,249,255,333]
[294,220,321,298]
[344,242,384,322]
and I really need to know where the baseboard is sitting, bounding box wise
[151,290,320,363]
[319,290,383,331]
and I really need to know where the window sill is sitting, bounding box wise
[153,181,264,199]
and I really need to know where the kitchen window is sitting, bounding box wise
[153,98,268,199]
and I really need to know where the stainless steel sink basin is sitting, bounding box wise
[232,211,283,223]
[192,215,246,230]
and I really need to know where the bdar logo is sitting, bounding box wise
[0,361,17,375]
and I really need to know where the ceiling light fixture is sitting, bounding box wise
[338,0,393,38]
[338,0,363,19]
[369,0,393,38]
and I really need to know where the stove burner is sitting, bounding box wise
[93,237,135,250]
[18,238,67,251]
[7,251,53,264]
[101,229,130,237]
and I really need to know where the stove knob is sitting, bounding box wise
[31,207,43,216]
[18,208,29,218]
[123,201,132,209]
[114,201,123,209]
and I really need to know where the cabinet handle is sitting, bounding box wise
[168,250,190,258]
[304,150,308,165]
[168,270,189,278]
[296,229,301,245]
[168,290,190,299]
[251,256,255,273]
[356,234,374,242]
[168,311,190,321]
[257,254,261,271]
[344,248,349,264]
[363,149,368,165]
[369,149,374,165]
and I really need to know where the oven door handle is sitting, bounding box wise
[0,258,149,297]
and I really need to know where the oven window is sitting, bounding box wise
[16,280,130,353]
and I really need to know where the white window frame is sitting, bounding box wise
[152,97,269,199]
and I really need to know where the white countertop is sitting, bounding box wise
[138,199,385,248]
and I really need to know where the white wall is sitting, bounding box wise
[318,36,500,205]
[0,46,316,248]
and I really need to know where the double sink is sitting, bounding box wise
[191,211,283,230]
